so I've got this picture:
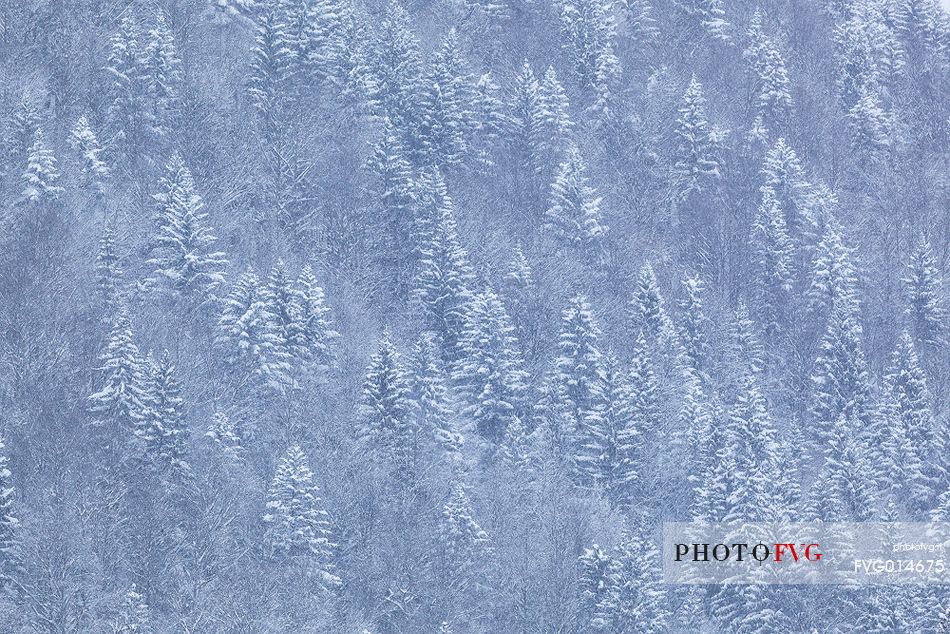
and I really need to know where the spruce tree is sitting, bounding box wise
[142,11,184,143]
[414,197,475,358]
[367,1,424,145]
[904,238,947,346]
[628,262,678,363]
[454,289,528,444]
[141,351,190,476]
[22,127,64,202]
[358,334,418,480]
[545,144,608,251]
[419,30,473,168]
[147,153,228,299]
[113,584,152,634]
[105,12,146,156]
[262,260,307,362]
[68,116,110,192]
[671,76,720,204]
[807,215,860,320]
[677,274,711,378]
[553,295,606,435]
[89,309,148,434]
[263,445,341,589]
[436,482,491,591]
[96,222,125,319]
[296,265,338,369]
[537,66,574,167]
[673,0,730,41]
[248,2,296,138]
[750,186,794,337]
[594,526,669,632]
[217,269,293,394]
[507,61,545,177]
[743,11,792,134]
[558,0,621,110]
[0,436,20,593]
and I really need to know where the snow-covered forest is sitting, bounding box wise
[0,0,948,631]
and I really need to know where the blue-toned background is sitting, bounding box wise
[0,0,947,631]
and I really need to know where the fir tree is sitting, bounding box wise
[810,301,873,451]
[436,482,491,591]
[507,61,545,177]
[68,116,110,192]
[141,351,190,476]
[544,144,608,250]
[368,1,425,144]
[367,115,418,263]
[6,100,40,171]
[761,138,813,239]
[409,331,453,434]
[263,445,341,589]
[554,294,606,435]
[358,334,418,479]
[812,413,876,521]
[142,11,183,143]
[558,0,621,110]
[96,222,125,319]
[22,127,64,202]
[671,76,720,204]
[296,265,338,368]
[454,289,528,444]
[419,30,473,168]
[89,309,148,433]
[537,66,574,166]
[847,87,893,166]
[248,3,296,138]
[751,186,794,337]
[578,544,612,627]
[471,72,505,165]
[105,12,146,156]
[677,274,711,378]
[743,11,792,133]
[0,436,20,593]
[217,270,293,394]
[807,215,860,320]
[904,238,947,346]
[147,153,228,299]
[628,262,678,362]
[594,526,669,632]
[113,584,152,634]
[205,410,244,459]
[414,198,475,359]
[263,260,307,362]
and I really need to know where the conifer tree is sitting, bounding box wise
[141,351,190,476]
[6,100,40,171]
[248,3,296,138]
[22,127,64,202]
[743,11,792,133]
[672,76,720,204]
[263,261,306,362]
[554,295,606,434]
[558,0,621,109]
[147,153,227,299]
[368,1,424,144]
[436,482,491,591]
[812,414,876,521]
[217,270,293,394]
[628,262,678,363]
[471,72,505,165]
[105,12,146,156]
[847,87,893,166]
[68,116,110,192]
[761,138,814,239]
[142,11,183,143]
[537,66,574,166]
[454,289,528,444]
[414,199,475,358]
[263,445,341,589]
[594,527,669,632]
[673,0,730,41]
[807,215,860,320]
[96,222,125,319]
[810,301,873,451]
[0,436,20,593]
[545,144,608,250]
[358,334,418,479]
[751,186,794,337]
[904,238,947,346]
[113,584,152,634]
[409,331,453,434]
[296,265,338,368]
[419,30,473,168]
[677,274,711,378]
[507,61,545,176]
[578,544,612,627]
[205,410,244,459]
[628,331,661,450]
[89,309,148,434]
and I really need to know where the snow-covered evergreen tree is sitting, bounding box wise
[296,265,338,369]
[545,144,607,250]
[671,76,720,204]
[248,2,296,138]
[22,127,64,202]
[217,269,293,394]
[751,186,794,336]
[105,12,146,156]
[677,273,711,378]
[904,238,947,346]
[142,11,183,143]
[419,30,473,168]
[263,444,341,589]
[68,116,110,192]
[435,482,491,591]
[147,153,227,299]
[743,11,792,134]
[0,436,20,593]
[593,526,669,632]
[140,351,190,476]
[96,222,125,319]
[113,584,151,634]
[358,333,418,479]
[454,289,527,444]
[89,309,148,434]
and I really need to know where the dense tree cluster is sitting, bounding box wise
[0,0,948,631]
